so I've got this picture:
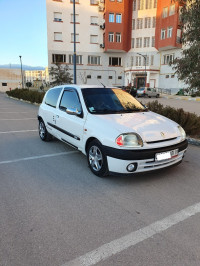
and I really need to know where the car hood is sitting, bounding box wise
[96,111,179,142]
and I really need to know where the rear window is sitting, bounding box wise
[45,87,62,108]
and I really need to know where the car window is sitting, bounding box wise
[82,88,146,114]
[45,87,62,108]
[59,90,82,112]
[147,88,151,91]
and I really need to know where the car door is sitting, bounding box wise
[54,88,85,150]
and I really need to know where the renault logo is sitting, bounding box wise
[161,132,165,138]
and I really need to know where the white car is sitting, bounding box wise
[38,85,188,177]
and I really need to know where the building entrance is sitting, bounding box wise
[136,77,145,89]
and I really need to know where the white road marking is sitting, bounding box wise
[63,202,200,266]
[0,151,78,165]
[0,130,38,134]
[0,118,36,121]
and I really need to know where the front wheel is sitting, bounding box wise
[38,119,52,141]
[87,140,109,177]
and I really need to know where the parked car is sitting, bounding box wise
[136,87,147,97]
[38,85,188,177]
[146,88,160,98]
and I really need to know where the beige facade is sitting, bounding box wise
[25,67,49,85]
[0,69,24,92]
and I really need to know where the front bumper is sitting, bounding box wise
[104,140,188,174]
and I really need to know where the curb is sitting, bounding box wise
[5,95,200,147]
[162,95,200,102]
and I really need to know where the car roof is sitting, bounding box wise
[51,84,121,90]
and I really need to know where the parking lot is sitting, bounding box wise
[0,92,200,266]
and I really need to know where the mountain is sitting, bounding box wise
[0,64,45,70]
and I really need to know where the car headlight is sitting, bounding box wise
[178,126,186,141]
[116,133,143,148]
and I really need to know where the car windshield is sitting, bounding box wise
[82,88,147,114]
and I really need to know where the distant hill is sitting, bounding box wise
[0,64,45,70]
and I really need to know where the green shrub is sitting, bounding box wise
[146,101,200,137]
[6,88,45,104]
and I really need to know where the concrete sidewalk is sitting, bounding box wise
[162,95,200,102]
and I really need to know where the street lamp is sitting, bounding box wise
[73,0,77,84]
[19,55,24,88]
[137,53,147,87]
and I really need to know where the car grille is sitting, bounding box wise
[146,137,177,144]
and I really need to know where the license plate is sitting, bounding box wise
[155,149,178,161]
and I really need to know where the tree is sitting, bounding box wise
[172,0,200,91]
[49,63,73,85]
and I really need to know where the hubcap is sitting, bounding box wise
[39,122,45,139]
[89,145,103,172]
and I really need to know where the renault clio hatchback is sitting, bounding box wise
[38,85,188,177]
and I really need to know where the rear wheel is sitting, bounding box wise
[156,94,159,98]
[87,140,109,177]
[38,119,52,141]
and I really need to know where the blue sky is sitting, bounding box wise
[0,0,48,67]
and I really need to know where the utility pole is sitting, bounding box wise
[19,55,24,88]
[73,0,77,84]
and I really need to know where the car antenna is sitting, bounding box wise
[97,79,106,88]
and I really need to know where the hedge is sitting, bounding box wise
[6,89,45,104]
[146,100,200,137]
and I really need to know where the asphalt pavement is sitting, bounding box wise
[0,93,200,266]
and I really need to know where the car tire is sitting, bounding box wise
[87,140,109,177]
[156,94,159,98]
[148,96,151,98]
[38,119,52,141]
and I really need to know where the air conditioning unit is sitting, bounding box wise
[100,44,105,48]
[100,24,105,30]
[98,6,104,12]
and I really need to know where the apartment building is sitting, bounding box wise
[25,67,49,85]
[46,0,186,92]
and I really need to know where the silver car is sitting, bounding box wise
[146,88,160,98]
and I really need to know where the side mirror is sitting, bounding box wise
[66,107,81,116]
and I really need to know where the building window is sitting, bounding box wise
[163,7,168,18]
[152,36,155,47]
[166,75,169,78]
[109,13,114,23]
[70,14,79,23]
[154,0,157,8]
[116,32,121,43]
[54,32,62,41]
[116,13,122,23]
[144,37,150,47]
[132,19,135,30]
[70,0,79,2]
[143,56,149,66]
[138,0,144,10]
[118,76,122,79]
[152,17,156,28]
[54,12,62,22]
[167,27,173,38]
[171,74,175,78]
[136,56,142,66]
[169,4,175,16]
[109,32,114,42]
[133,0,136,11]
[136,37,142,48]
[131,38,135,48]
[117,0,123,2]
[146,0,152,9]
[71,33,79,42]
[109,57,122,66]
[90,0,99,4]
[87,75,91,79]
[161,29,166,40]
[52,54,66,63]
[90,16,98,25]
[163,54,174,65]
[145,17,151,28]
[90,35,98,43]
[2,83,7,86]
[109,76,113,79]
[97,75,102,79]
[137,18,143,29]
[130,56,134,66]
[88,56,101,65]
[69,55,82,64]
